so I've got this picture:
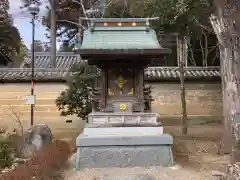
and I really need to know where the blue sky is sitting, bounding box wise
[9,0,60,49]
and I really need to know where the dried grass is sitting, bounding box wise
[0,140,71,180]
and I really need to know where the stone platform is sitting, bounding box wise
[88,112,161,126]
[83,127,163,136]
[76,130,173,169]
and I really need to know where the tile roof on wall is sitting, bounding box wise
[21,52,81,69]
[145,67,221,80]
[0,67,221,82]
[0,68,70,81]
[0,52,221,82]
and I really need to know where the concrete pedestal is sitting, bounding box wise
[88,112,161,126]
[83,127,163,136]
[76,132,173,169]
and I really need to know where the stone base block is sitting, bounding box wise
[83,127,163,136]
[88,112,161,126]
[76,133,173,169]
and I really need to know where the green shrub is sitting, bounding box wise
[0,135,14,169]
[56,64,99,121]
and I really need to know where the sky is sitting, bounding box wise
[9,0,60,50]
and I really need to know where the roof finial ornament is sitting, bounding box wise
[146,19,150,26]
[145,17,159,31]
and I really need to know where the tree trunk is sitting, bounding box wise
[210,13,240,163]
[232,37,240,163]
[210,14,232,156]
[177,35,188,136]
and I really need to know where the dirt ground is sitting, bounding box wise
[62,123,228,180]
[52,122,227,172]
[1,118,228,179]
[165,124,227,172]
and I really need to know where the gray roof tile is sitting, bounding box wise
[145,67,220,80]
[0,67,220,82]
[22,52,81,69]
[0,68,71,81]
[0,53,220,81]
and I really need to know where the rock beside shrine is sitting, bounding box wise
[20,124,52,158]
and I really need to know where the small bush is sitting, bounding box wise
[0,135,14,169]
[56,64,99,121]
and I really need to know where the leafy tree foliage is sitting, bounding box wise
[0,21,21,63]
[104,4,134,18]
[0,0,21,65]
[42,0,146,41]
[103,0,145,18]
[145,0,219,67]
[56,64,100,120]
[0,0,10,16]
[41,0,214,40]
[11,40,28,67]
[145,0,213,35]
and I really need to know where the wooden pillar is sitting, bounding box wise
[139,67,145,112]
[100,69,107,111]
[134,67,145,112]
[50,0,56,68]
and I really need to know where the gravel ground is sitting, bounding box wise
[65,166,218,180]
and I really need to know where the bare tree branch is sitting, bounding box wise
[8,105,24,136]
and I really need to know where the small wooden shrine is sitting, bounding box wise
[79,18,171,126]
[76,18,174,169]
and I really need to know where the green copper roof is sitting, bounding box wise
[78,26,163,50]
